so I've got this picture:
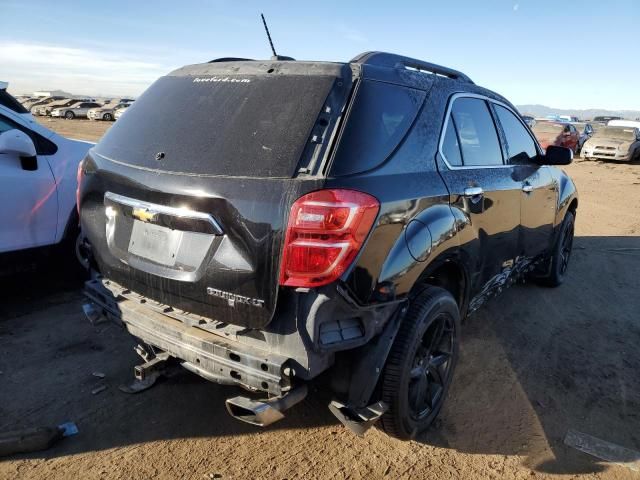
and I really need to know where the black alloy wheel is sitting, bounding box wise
[379,286,460,440]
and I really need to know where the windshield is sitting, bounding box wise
[94,74,335,177]
[592,127,636,140]
[532,122,563,135]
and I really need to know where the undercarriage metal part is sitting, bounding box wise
[225,385,308,427]
[119,352,177,394]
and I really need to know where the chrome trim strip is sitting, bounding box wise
[104,191,223,235]
[437,92,543,171]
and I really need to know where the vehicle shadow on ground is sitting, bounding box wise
[421,235,640,475]
[1,236,639,476]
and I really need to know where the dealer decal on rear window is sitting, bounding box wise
[193,77,251,83]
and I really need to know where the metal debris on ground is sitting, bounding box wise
[82,302,106,325]
[58,422,79,437]
[92,371,106,379]
[564,429,640,472]
[91,385,107,395]
[0,422,77,457]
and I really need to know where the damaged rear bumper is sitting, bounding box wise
[84,278,293,395]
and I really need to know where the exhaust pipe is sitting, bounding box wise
[225,385,308,427]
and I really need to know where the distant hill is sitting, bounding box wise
[517,104,640,121]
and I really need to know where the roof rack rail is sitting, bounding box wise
[350,51,474,84]
[208,57,255,63]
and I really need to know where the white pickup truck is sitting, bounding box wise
[0,83,93,270]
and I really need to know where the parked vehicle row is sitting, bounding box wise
[16,95,134,121]
[525,116,639,162]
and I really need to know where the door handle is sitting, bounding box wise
[463,186,484,198]
[522,183,534,193]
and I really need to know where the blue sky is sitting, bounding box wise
[1,0,639,109]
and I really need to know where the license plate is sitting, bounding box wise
[128,221,183,266]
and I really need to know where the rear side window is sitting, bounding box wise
[494,105,538,164]
[0,90,28,114]
[441,116,463,166]
[449,97,503,167]
[331,80,425,176]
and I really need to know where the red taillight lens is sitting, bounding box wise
[279,189,379,288]
[76,159,84,216]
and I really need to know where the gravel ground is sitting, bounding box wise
[0,118,639,479]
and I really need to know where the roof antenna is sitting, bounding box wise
[261,13,277,58]
[260,14,294,61]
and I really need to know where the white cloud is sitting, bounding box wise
[0,42,176,96]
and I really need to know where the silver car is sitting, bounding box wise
[581,126,640,162]
[51,101,102,119]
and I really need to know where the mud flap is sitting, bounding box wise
[328,400,388,436]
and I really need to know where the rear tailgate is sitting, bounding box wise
[80,61,352,329]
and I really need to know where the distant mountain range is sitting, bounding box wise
[516,104,640,121]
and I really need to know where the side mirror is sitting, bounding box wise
[0,129,37,157]
[542,145,573,165]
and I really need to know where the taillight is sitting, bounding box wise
[279,189,379,288]
[76,159,84,216]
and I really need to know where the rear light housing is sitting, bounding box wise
[279,189,379,288]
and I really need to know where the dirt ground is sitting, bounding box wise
[1,118,639,479]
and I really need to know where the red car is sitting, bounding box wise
[531,121,579,153]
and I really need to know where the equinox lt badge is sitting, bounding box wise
[206,287,265,308]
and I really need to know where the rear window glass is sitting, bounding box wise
[330,80,425,176]
[94,74,336,177]
[593,127,636,140]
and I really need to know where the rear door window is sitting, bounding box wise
[330,80,426,176]
[449,97,503,167]
[494,105,538,164]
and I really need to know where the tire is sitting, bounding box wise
[540,211,575,287]
[75,231,92,272]
[103,113,113,121]
[65,110,75,119]
[379,286,460,440]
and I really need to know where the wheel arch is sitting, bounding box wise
[410,251,471,319]
[555,170,578,227]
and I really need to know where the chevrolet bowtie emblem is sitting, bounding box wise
[132,207,156,222]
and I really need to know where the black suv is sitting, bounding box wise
[79,51,578,439]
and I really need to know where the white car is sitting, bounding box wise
[0,88,94,269]
[114,107,128,120]
[51,101,102,119]
[88,102,131,121]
